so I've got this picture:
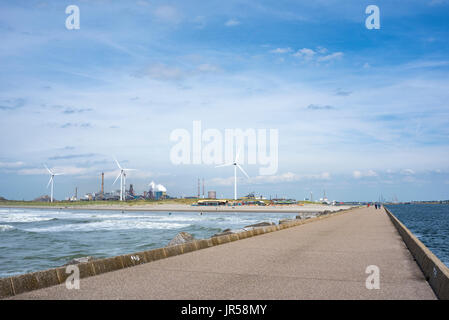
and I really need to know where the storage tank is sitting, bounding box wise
[208,191,217,199]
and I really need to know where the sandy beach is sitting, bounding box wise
[0,203,355,213]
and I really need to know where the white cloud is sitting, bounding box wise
[102,169,155,181]
[317,47,328,54]
[292,48,343,63]
[0,161,25,168]
[18,166,88,175]
[207,176,235,186]
[208,171,331,186]
[293,48,316,59]
[353,170,378,179]
[401,169,415,175]
[225,19,240,27]
[403,60,449,69]
[318,52,344,62]
[270,48,292,54]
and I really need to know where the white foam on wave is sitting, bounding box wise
[0,208,27,213]
[23,219,189,233]
[0,224,15,232]
[0,213,55,223]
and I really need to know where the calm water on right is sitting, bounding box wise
[386,204,449,267]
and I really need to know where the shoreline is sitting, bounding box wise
[0,203,355,213]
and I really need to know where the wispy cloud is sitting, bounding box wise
[317,52,343,62]
[62,107,93,114]
[402,60,449,69]
[0,161,25,168]
[353,170,378,179]
[60,122,92,129]
[18,166,88,176]
[292,48,343,63]
[208,172,331,186]
[307,104,336,110]
[401,169,415,175]
[335,89,351,96]
[270,47,292,54]
[48,154,97,161]
[293,48,316,60]
[0,98,25,111]
[225,18,240,27]
[135,63,185,81]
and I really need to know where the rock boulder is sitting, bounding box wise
[212,228,234,237]
[244,222,274,228]
[63,256,94,266]
[167,232,195,246]
[279,219,295,225]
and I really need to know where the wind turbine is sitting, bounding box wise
[112,157,136,201]
[215,149,249,200]
[44,165,63,203]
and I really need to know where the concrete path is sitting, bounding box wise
[11,207,436,299]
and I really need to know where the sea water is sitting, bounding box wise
[386,204,449,268]
[0,208,299,278]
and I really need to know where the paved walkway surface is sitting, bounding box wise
[11,207,436,299]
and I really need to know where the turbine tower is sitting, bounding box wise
[44,165,63,203]
[215,148,249,200]
[112,157,136,201]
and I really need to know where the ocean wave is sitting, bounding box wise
[0,214,56,223]
[23,220,189,233]
[0,224,15,232]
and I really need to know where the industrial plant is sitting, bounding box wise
[36,159,343,206]
[77,173,169,202]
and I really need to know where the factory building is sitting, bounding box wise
[147,181,167,200]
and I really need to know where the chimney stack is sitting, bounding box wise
[101,172,104,194]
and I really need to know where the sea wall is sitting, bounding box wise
[385,208,449,300]
[0,207,354,299]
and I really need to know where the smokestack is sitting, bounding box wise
[101,172,104,194]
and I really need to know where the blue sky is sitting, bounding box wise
[1,0,449,201]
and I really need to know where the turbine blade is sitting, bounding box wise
[113,157,122,170]
[215,163,233,168]
[44,164,53,175]
[53,173,64,176]
[113,172,121,185]
[236,164,250,179]
[235,147,241,162]
[123,168,136,171]
[47,176,52,188]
